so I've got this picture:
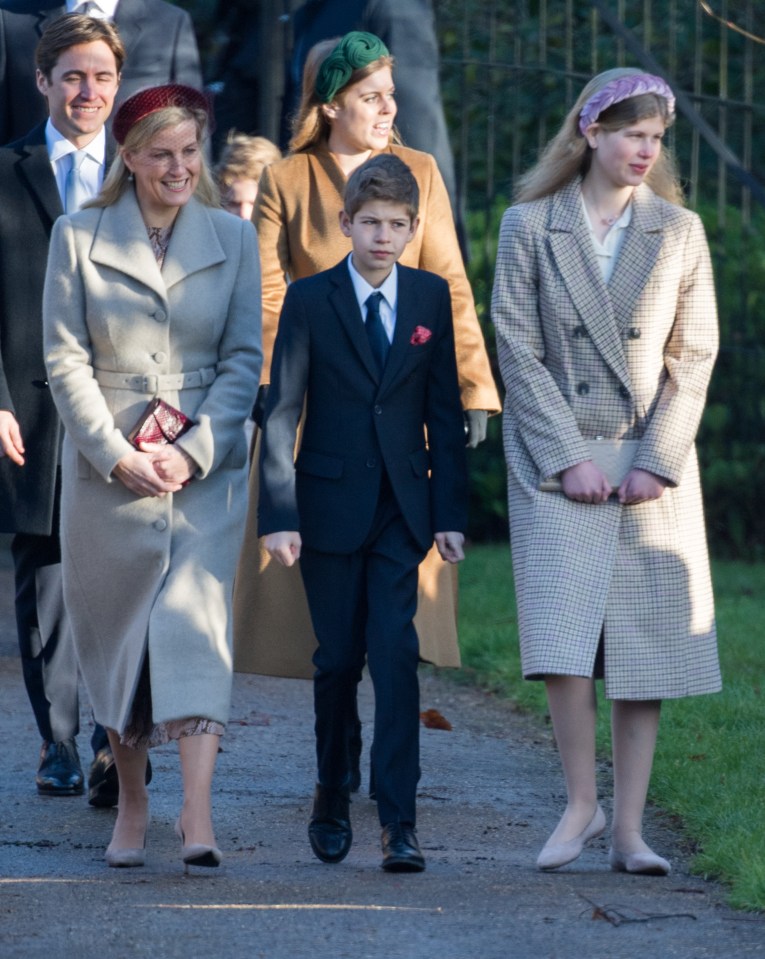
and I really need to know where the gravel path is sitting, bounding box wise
[0,541,761,958]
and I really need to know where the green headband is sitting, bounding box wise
[314,31,390,104]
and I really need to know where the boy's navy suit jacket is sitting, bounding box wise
[258,258,468,554]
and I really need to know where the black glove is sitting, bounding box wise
[463,409,488,448]
[252,384,269,428]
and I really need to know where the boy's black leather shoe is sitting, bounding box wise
[381,822,425,872]
[308,784,352,863]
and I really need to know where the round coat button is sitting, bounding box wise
[153,519,167,531]
[573,325,587,338]
[619,385,630,399]
[628,327,641,339]
[576,382,589,396]
[366,456,377,468]
[152,309,167,322]
[374,404,382,415]
[152,352,166,364]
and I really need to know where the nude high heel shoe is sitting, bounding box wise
[175,817,222,872]
[536,805,606,871]
[105,815,149,868]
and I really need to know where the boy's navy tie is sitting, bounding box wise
[365,291,389,374]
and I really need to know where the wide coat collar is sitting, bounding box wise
[326,259,423,395]
[88,188,226,305]
[548,179,665,390]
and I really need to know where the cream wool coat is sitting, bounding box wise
[43,190,262,733]
[492,180,721,700]
[234,142,496,678]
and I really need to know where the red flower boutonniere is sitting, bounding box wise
[410,325,432,346]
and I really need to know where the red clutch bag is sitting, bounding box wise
[127,397,194,448]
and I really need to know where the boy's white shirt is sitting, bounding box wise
[346,253,397,343]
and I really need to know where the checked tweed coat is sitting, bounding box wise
[492,179,721,700]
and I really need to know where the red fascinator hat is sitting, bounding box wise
[112,84,212,145]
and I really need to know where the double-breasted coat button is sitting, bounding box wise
[152,309,167,323]
[628,327,641,339]
[374,404,383,415]
[153,519,168,531]
[366,456,377,468]
[576,381,590,396]
[152,352,166,364]
[572,325,587,338]
[618,385,630,399]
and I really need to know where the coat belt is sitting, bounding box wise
[93,367,216,393]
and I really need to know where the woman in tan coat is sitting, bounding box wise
[492,69,720,875]
[233,33,499,685]
[43,86,262,871]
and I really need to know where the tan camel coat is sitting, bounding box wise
[492,180,720,699]
[43,190,262,732]
[233,142,495,678]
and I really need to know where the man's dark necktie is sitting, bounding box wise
[365,291,389,374]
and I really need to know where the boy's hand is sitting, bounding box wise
[435,531,465,564]
[264,531,302,567]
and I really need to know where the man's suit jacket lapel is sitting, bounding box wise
[25,2,64,38]
[548,179,631,393]
[15,124,119,229]
[326,262,426,392]
[15,123,63,227]
[327,261,381,384]
[113,0,149,62]
[378,265,419,394]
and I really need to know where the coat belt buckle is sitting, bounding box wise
[142,374,158,394]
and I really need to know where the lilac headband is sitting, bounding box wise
[578,73,675,135]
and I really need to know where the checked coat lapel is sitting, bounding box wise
[547,181,666,396]
[547,179,631,393]
[607,184,665,331]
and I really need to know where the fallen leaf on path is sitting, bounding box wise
[420,708,452,730]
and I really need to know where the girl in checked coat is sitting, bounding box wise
[492,68,721,876]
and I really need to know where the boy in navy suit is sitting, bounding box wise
[259,154,468,872]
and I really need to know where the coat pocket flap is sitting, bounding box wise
[409,447,431,477]
[295,448,344,479]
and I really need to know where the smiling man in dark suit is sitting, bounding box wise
[0,0,202,145]
[0,14,124,796]
[259,154,468,872]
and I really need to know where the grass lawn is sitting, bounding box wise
[456,544,765,911]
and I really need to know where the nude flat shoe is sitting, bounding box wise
[609,846,671,875]
[536,805,606,871]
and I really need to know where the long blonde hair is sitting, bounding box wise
[288,38,398,154]
[515,67,683,206]
[90,105,219,209]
